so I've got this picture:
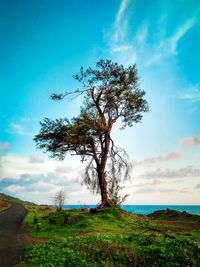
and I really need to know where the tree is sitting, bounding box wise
[54,190,66,211]
[34,59,149,207]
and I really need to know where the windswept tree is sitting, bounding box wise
[54,190,66,211]
[34,59,149,207]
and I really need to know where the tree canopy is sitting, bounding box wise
[34,59,149,207]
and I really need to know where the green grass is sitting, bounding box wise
[24,206,151,238]
[21,207,200,266]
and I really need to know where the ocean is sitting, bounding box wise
[64,205,200,215]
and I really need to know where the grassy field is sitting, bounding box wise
[19,206,200,266]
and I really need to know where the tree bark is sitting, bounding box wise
[97,131,112,208]
[97,168,111,207]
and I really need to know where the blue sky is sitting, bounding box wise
[0,0,200,204]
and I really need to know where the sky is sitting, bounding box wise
[0,0,200,205]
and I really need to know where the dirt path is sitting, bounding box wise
[0,202,27,267]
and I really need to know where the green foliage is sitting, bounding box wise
[21,234,200,267]
[137,236,200,267]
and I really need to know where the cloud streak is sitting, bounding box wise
[6,123,29,135]
[116,0,130,23]
[176,85,200,102]
[133,151,181,166]
[140,166,200,179]
[146,16,197,65]
[181,135,200,147]
[107,0,199,68]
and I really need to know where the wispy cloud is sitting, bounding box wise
[116,0,130,23]
[176,85,200,102]
[169,17,197,55]
[146,16,197,66]
[6,123,29,135]
[134,179,163,187]
[106,0,199,68]
[104,0,137,66]
[111,44,132,53]
[133,186,184,194]
[134,186,191,194]
[140,166,200,179]
[180,135,200,147]
[133,151,181,166]
[136,22,148,44]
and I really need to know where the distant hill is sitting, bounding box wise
[0,192,36,207]
[148,208,200,222]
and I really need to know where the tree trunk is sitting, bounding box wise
[97,131,112,208]
[97,168,111,207]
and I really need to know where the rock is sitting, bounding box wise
[81,207,89,213]
[90,208,98,214]
[64,215,83,225]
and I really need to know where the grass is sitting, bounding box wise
[19,206,200,266]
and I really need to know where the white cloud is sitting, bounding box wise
[34,180,61,192]
[0,154,56,178]
[29,154,44,163]
[6,184,25,194]
[54,166,73,175]
[0,142,9,158]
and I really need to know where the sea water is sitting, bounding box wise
[64,205,200,215]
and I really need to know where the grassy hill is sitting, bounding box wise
[0,192,36,208]
[1,193,200,266]
[19,205,200,266]
[0,192,23,204]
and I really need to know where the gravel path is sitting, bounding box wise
[0,202,27,267]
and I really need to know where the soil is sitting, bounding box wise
[0,202,27,267]
[153,219,200,232]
